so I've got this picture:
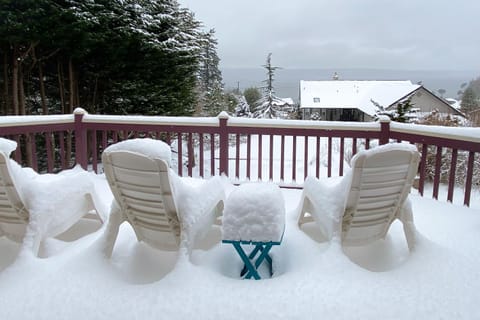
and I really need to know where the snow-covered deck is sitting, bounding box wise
[0,179,479,320]
[0,113,479,319]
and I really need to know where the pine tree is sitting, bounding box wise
[372,98,413,123]
[461,86,479,114]
[243,87,261,107]
[395,99,414,123]
[234,94,251,117]
[0,0,204,116]
[253,53,291,119]
[197,28,225,116]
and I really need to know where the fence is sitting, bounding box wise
[0,108,479,206]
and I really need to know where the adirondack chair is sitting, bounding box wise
[100,139,225,257]
[0,139,104,256]
[297,143,420,250]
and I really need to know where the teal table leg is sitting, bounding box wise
[223,239,282,280]
[232,242,260,280]
[245,243,274,279]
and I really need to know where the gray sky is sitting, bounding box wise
[179,0,480,71]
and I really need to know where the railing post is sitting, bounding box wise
[378,116,391,145]
[74,108,88,169]
[218,111,229,176]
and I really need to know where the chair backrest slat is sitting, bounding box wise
[343,146,420,245]
[102,150,181,250]
[0,153,28,224]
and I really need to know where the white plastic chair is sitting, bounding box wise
[101,146,224,257]
[297,143,420,250]
[0,147,104,256]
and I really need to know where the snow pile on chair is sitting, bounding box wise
[104,138,172,166]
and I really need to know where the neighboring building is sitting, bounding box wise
[271,97,294,111]
[299,80,464,121]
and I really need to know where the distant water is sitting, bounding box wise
[222,67,479,102]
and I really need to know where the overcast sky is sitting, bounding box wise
[179,0,480,71]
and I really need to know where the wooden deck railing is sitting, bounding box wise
[0,108,479,206]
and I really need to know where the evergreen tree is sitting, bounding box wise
[395,99,414,123]
[253,53,292,119]
[234,94,251,117]
[372,98,413,123]
[461,86,479,114]
[196,28,225,116]
[0,0,204,116]
[243,87,261,107]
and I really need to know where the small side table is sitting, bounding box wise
[222,183,285,280]
[222,237,282,280]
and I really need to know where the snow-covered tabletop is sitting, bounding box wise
[222,182,285,243]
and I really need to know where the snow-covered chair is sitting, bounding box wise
[297,143,420,250]
[0,138,105,256]
[100,138,225,257]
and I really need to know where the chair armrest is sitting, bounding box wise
[298,176,348,240]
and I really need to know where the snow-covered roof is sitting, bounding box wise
[280,97,294,105]
[269,97,294,107]
[445,98,461,110]
[300,80,421,116]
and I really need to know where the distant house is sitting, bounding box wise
[299,80,464,122]
[273,97,294,109]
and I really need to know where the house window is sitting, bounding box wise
[313,97,320,103]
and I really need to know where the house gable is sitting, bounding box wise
[386,86,465,117]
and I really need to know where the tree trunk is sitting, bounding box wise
[12,46,19,115]
[92,76,98,113]
[57,60,66,114]
[38,61,47,115]
[3,52,10,115]
[68,57,75,113]
[18,66,26,115]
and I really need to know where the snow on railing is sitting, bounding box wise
[0,110,479,206]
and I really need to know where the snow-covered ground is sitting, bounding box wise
[0,175,479,319]
[0,137,479,320]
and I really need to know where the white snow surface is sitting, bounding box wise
[222,182,285,242]
[352,140,418,157]
[20,166,105,244]
[0,138,480,319]
[0,138,17,155]
[0,138,107,251]
[169,173,228,248]
[103,137,172,166]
